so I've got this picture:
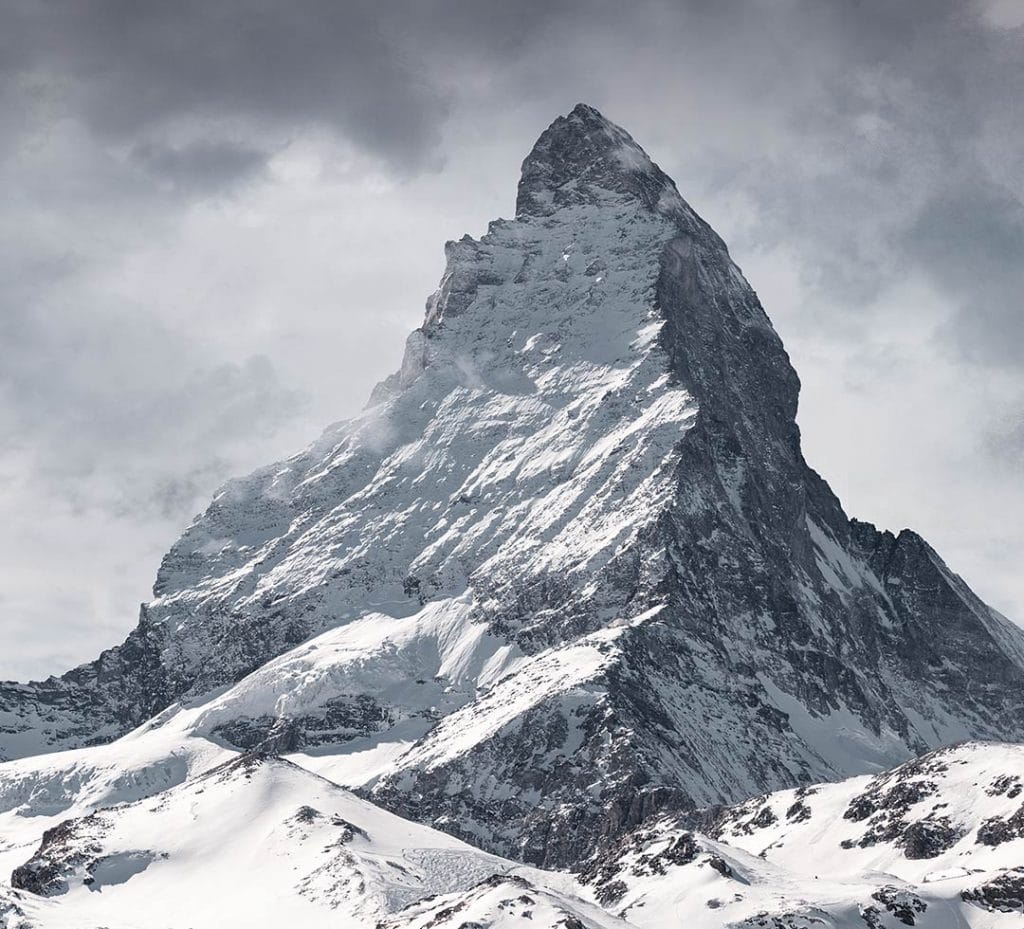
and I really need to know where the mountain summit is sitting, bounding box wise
[516,103,680,219]
[2,105,1023,872]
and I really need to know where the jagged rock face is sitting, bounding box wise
[2,104,1023,869]
[963,869,1024,914]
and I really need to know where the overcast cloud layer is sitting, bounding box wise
[1,0,1022,679]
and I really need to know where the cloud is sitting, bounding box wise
[904,179,1024,368]
[2,0,449,173]
[129,139,270,193]
[0,283,306,525]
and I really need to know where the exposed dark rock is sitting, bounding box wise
[898,818,961,859]
[579,820,704,903]
[870,886,927,925]
[0,890,31,929]
[330,816,369,844]
[859,904,884,928]
[294,805,320,823]
[837,757,965,856]
[962,868,1024,913]
[976,803,1024,846]
[734,909,834,928]
[592,879,628,907]
[786,799,812,823]
[987,774,1022,799]
[707,855,732,877]
[844,778,937,825]
[10,814,108,897]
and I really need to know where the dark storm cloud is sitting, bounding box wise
[129,139,270,193]
[369,0,1024,377]
[2,0,449,173]
[906,180,1024,367]
[661,0,1024,373]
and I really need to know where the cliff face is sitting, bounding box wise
[2,104,1022,869]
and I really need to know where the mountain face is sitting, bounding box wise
[2,104,1023,873]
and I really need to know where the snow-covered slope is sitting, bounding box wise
[380,873,631,929]
[4,753,518,929]
[0,709,229,885]
[582,741,1024,927]
[2,103,1023,874]
[2,733,1020,928]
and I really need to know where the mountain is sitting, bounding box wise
[2,103,1023,878]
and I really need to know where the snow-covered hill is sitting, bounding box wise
[0,706,625,928]
[4,751,515,929]
[1,736,1019,927]
[582,741,1024,927]
[1,102,1023,919]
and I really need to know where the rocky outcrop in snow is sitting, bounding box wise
[581,742,1024,927]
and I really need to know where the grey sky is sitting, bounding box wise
[1,0,1022,679]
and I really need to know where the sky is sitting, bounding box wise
[1,0,1023,680]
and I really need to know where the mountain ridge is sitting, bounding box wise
[1,104,1022,873]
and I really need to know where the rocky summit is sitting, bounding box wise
[1,105,1023,923]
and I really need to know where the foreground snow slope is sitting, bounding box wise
[2,104,1023,869]
[4,754,517,929]
[1,737,1020,928]
[583,741,1024,927]
[0,703,232,884]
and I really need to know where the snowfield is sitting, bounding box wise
[6,753,514,928]
[1,737,1022,927]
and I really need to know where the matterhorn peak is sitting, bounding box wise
[2,105,1023,899]
[516,102,681,219]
